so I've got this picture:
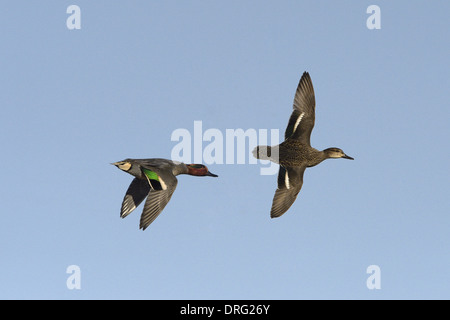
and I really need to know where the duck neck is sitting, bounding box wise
[172,163,190,176]
[307,150,328,167]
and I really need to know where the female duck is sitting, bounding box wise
[253,72,353,218]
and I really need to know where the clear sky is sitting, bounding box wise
[0,1,448,299]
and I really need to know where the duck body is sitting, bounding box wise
[253,72,353,218]
[255,141,325,168]
[112,158,217,230]
[280,140,325,167]
[117,158,188,181]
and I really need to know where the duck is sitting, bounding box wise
[112,158,218,230]
[253,72,354,218]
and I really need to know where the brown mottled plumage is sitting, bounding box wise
[253,72,354,218]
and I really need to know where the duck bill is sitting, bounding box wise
[206,171,218,177]
[342,154,354,160]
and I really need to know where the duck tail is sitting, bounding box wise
[252,145,272,160]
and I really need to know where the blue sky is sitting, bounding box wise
[0,1,448,299]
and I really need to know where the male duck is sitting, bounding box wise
[112,158,218,230]
[253,72,354,218]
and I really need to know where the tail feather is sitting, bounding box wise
[252,145,272,160]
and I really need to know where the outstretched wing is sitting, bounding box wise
[284,72,316,145]
[140,186,177,230]
[270,166,306,218]
[120,178,151,218]
[138,165,179,230]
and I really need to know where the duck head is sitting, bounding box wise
[112,159,132,171]
[324,148,354,160]
[111,159,144,177]
[187,164,218,177]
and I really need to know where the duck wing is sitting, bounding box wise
[120,178,151,218]
[140,184,177,230]
[270,166,306,218]
[284,72,316,145]
[138,166,179,230]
